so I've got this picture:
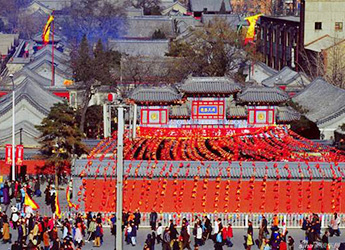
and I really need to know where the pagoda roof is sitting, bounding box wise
[33,45,69,62]
[237,85,290,104]
[292,77,345,125]
[0,77,62,116]
[276,106,301,123]
[128,85,182,105]
[180,76,241,96]
[33,33,62,43]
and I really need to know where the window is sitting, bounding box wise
[315,22,322,30]
[335,22,343,31]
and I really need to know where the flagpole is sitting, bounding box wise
[51,12,55,87]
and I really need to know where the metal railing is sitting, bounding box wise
[57,211,345,229]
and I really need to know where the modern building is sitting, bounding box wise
[304,0,345,45]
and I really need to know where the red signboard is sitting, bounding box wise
[141,109,168,125]
[248,109,275,125]
[192,101,225,120]
[16,145,24,166]
[5,144,12,165]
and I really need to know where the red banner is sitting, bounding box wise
[5,144,12,165]
[137,127,274,138]
[16,145,24,166]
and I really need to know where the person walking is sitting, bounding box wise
[223,223,233,247]
[329,213,341,237]
[42,230,50,250]
[162,227,171,250]
[94,223,102,247]
[181,222,192,250]
[74,223,83,248]
[130,221,137,246]
[134,209,141,230]
[246,221,254,250]
[287,235,295,250]
[2,215,11,244]
[322,231,329,250]
[156,222,164,244]
[3,181,10,213]
[195,222,203,247]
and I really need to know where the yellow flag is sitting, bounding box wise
[24,192,39,210]
[244,14,263,45]
[55,190,61,218]
[42,14,54,45]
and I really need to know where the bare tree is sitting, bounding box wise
[299,38,345,89]
[166,18,253,78]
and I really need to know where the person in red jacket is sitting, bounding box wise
[222,223,233,247]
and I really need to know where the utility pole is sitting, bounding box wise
[116,105,124,250]
[9,74,16,181]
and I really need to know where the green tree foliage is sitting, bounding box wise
[84,105,104,138]
[71,36,121,133]
[35,102,88,174]
[167,18,249,79]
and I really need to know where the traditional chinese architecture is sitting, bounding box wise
[0,76,62,147]
[292,77,345,139]
[126,76,300,131]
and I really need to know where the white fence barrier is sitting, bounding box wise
[58,211,345,229]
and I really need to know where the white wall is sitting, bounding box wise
[304,0,345,44]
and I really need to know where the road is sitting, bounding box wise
[4,227,344,250]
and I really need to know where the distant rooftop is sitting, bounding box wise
[305,35,345,52]
[262,15,300,23]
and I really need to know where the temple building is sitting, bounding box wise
[127,76,300,129]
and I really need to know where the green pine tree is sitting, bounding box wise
[35,102,88,174]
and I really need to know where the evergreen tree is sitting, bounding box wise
[36,102,88,174]
[71,36,121,134]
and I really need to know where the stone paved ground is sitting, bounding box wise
[2,227,344,250]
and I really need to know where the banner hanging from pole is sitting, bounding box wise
[5,144,12,165]
[16,145,24,166]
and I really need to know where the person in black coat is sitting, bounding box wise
[134,209,141,230]
[150,211,158,230]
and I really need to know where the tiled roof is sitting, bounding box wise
[180,77,241,95]
[292,77,345,125]
[108,39,169,57]
[202,14,240,28]
[129,86,182,104]
[33,33,62,43]
[237,85,290,104]
[227,104,247,118]
[276,106,301,123]
[0,77,62,116]
[73,160,345,180]
[122,16,175,39]
[170,102,191,118]
[262,66,310,90]
[305,35,345,53]
[189,0,232,12]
